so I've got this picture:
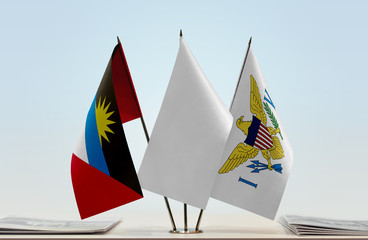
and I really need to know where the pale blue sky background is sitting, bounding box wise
[0,0,368,223]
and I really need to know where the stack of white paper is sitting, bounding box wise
[0,216,119,234]
[280,215,368,236]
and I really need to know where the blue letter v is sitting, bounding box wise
[264,89,275,109]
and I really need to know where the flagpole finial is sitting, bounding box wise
[180,29,183,37]
[117,36,121,45]
[249,37,252,46]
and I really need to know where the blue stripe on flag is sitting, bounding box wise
[85,95,110,176]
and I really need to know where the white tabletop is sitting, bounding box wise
[0,213,367,239]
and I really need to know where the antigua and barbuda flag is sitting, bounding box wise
[138,35,232,209]
[211,44,293,220]
[71,41,143,219]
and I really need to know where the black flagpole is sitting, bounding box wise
[194,37,253,233]
[179,30,203,234]
[116,36,177,232]
[194,36,253,233]
[140,116,177,231]
[184,203,188,232]
[230,37,252,110]
[140,115,177,231]
[195,209,203,231]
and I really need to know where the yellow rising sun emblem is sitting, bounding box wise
[95,96,115,144]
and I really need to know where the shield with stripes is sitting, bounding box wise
[244,115,273,150]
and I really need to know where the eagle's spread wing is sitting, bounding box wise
[218,143,259,174]
[250,75,267,125]
[269,136,284,159]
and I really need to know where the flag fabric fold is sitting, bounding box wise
[211,47,293,220]
[71,42,143,219]
[138,37,232,209]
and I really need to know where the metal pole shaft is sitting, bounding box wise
[140,117,150,143]
[184,204,188,232]
[116,36,177,232]
[230,36,252,110]
[140,117,177,231]
[195,209,203,231]
[164,196,177,231]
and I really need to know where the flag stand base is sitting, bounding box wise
[169,229,203,234]
[168,204,204,234]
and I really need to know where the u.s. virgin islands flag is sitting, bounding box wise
[211,46,293,220]
[71,42,143,219]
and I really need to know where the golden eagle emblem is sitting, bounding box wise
[218,75,284,174]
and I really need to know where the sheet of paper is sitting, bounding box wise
[0,216,120,234]
[280,215,368,236]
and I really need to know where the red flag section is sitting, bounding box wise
[112,43,142,124]
[71,154,143,219]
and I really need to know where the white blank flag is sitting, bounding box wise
[138,37,232,209]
